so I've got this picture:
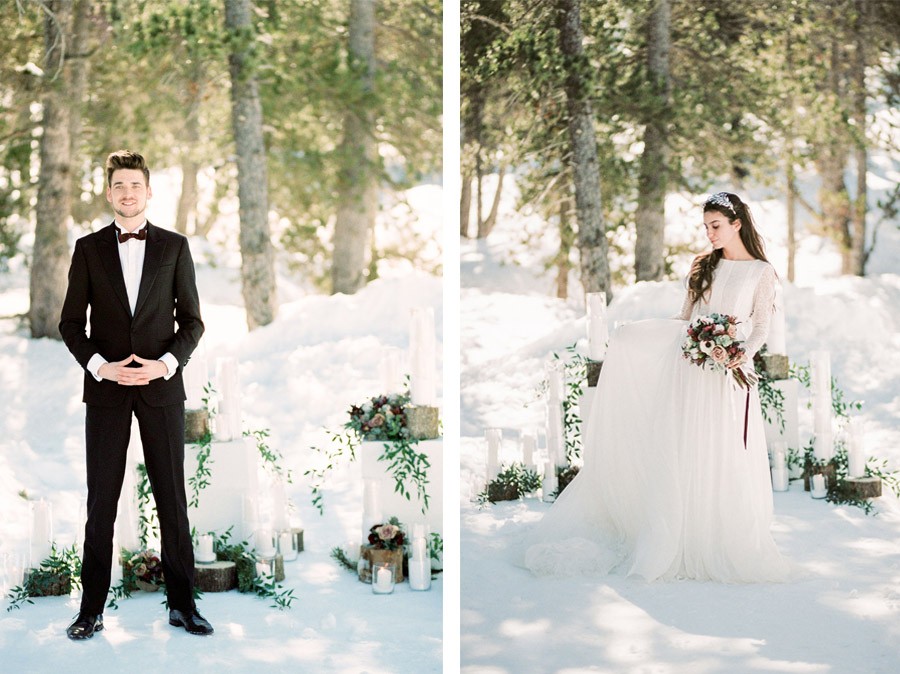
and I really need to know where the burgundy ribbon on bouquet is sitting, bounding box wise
[743,391,750,450]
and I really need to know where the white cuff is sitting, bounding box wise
[160,352,179,381]
[87,354,107,382]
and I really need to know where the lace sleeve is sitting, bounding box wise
[742,264,777,359]
[675,290,693,321]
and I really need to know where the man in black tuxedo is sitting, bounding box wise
[59,150,213,638]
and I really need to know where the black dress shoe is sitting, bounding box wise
[169,608,214,635]
[66,612,104,640]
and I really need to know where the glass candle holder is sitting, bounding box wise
[278,531,298,562]
[372,565,394,594]
[408,555,431,591]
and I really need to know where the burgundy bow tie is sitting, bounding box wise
[117,227,147,243]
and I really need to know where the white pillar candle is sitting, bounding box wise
[241,495,260,543]
[521,431,537,469]
[30,500,53,567]
[771,466,789,491]
[379,346,405,395]
[484,428,502,482]
[278,531,298,561]
[773,449,786,470]
[270,478,290,532]
[847,419,867,478]
[586,292,609,360]
[546,362,567,467]
[408,555,431,591]
[373,565,394,594]
[409,307,437,406]
[810,473,827,498]
[542,459,558,503]
[196,534,216,564]
[810,351,832,435]
[411,523,428,541]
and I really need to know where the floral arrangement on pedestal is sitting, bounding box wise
[123,549,165,592]
[306,391,431,515]
[367,522,405,550]
[358,518,407,583]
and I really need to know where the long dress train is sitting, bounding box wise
[524,259,789,582]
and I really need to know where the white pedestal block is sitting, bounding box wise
[358,439,443,537]
[185,438,260,542]
[764,379,800,462]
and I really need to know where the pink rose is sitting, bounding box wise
[377,524,397,541]
[727,324,737,338]
[370,413,386,428]
[710,345,728,364]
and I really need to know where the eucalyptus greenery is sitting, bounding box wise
[306,392,431,516]
[477,463,543,506]
[188,383,217,509]
[135,463,160,550]
[534,344,586,464]
[213,528,294,610]
[6,544,82,611]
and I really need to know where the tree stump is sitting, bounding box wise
[487,482,520,502]
[761,354,789,381]
[406,405,440,440]
[843,476,882,499]
[803,461,837,491]
[359,546,404,583]
[292,527,305,553]
[586,360,604,387]
[184,409,210,443]
[194,561,237,592]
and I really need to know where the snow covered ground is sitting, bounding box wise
[0,187,443,673]
[460,176,900,674]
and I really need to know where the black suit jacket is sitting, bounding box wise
[59,222,205,407]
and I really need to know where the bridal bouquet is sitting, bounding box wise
[682,313,759,389]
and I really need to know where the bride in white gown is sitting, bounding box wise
[524,192,789,583]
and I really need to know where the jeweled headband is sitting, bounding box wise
[705,192,735,215]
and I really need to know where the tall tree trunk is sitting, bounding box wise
[850,0,868,276]
[67,0,90,172]
[30,0,74,340]
[784,19,797,284]
[556,0,610,297]
[816,37,852,273]
[332,0,377,295]
[477,165,505,238]
[225,0,277,328]
[634,0,670,282]
[460,167,472,237]
[556,192,573,300]
[175,65,203,236]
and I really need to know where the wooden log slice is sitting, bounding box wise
[274,554,285,582]
[844,476,882,499]
[194,561,237,592]
[184,409,210,444]
[761,354,790,381]
[406,405,440,440]
[291,528,305,553]
[586,360,604,387]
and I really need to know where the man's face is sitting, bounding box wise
[106,168,151,221]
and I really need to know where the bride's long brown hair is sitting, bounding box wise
[687,193,769,305]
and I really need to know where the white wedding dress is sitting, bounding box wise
[524,259,789,582]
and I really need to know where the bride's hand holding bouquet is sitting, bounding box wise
[681,313,759,389]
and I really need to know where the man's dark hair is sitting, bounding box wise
[105,150,150,187]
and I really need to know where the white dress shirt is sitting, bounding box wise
[86,221,178,382]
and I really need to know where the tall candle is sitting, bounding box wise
[542,459,558,503]
[411,523,428,540]
[411,537,427,562]
[485,428,502,482]
[408,555,431,591]
[30,500,53,567]
[810,351,832,435]
[521,431,537,469]
[771,466,789,492]
[362,479,382,540]
[586,292,609,360]
[256,529,276,557]
[409,307,437,406]
[242,495,260,543]
[847,419,866,478]
[379,346,404,395]
[278,531,298,561]
[546,362,566,467]
[271,478,290,532]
